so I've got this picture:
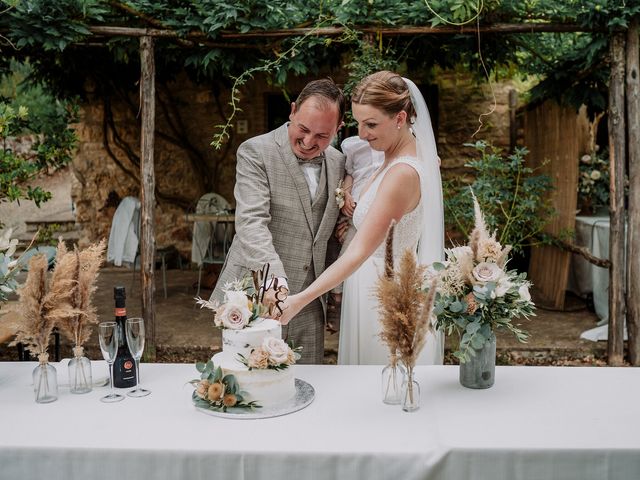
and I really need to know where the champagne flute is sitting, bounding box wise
[125,317,151,397]
[99,321,124,403]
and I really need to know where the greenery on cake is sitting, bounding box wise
[190,360,261,412]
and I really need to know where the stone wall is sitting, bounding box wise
[71,69,517,258]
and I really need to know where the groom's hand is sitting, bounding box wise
[335,219,350,244]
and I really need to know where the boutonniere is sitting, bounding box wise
[335,179,345,209]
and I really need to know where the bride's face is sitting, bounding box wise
[352,103,405,152]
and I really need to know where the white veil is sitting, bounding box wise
[403,77,445,364]
[403,78,445,265]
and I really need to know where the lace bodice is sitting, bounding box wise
[352,156,423,263]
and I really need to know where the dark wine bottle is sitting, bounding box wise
[112,286,137,388]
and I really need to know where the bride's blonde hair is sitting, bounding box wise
[351,71,416,120]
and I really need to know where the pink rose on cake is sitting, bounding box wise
[216,290,252,329]
[247,347,270,369]
[239,336,302,371]
[262,337,291,364]
[195,265,288,330]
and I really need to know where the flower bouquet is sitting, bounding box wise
[425,194,535,387]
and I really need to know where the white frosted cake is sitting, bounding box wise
[212,318,296,407]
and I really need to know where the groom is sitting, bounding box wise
[211,78,346,364]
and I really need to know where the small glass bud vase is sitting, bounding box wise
[401,367,420,412]
[381,357,406,405]
[33,353,58,404]
[69,346,92,394]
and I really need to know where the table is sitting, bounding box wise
[569,215,628,341]
[1,362,640,480]
[569,215,610,320]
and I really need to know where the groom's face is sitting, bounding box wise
[288,97,340,160]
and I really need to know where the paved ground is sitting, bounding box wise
[1,265,609,365]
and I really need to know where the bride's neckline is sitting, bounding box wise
[357,155,418,203]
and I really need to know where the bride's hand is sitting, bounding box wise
[277,293,306,325]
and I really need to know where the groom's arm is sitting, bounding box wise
[232,141,287,280]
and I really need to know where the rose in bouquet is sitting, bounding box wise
[425,194,535,362]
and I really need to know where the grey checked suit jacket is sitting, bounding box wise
[211,123,345,362]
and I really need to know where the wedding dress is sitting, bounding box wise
[337,158,444,365]
[337,77,444,366]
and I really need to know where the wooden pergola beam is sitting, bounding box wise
[87,22,605,41]
[608,33,626,366]
[626,19,640,366]
[139,35,157,361]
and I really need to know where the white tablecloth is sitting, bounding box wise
[1,362,640,480]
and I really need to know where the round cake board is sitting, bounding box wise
[193,378,314,419]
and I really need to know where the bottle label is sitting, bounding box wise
[124,360,134,370]
[115,308,126,316]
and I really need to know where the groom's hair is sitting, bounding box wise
[295,78,346,126]
[352,71,416,120]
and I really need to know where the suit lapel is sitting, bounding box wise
[275,124,314,233]
[315,152,339,242]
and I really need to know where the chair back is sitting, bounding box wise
[190,193,232,265]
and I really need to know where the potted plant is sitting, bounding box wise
[444,141,555,272]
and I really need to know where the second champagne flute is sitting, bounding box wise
[98,321,124,403]
[125,317,151,397]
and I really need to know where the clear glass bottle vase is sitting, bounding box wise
[69,346,92,394]
[381,358,406,405]
[401,367,420,412]
[33,353,58,403]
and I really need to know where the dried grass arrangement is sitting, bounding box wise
[376,223,438,407]
[10,239,105,363]
[55,240,106,356]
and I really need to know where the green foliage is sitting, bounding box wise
[1,0,638,145]
[444,141,555,254]
[0,92,78,220]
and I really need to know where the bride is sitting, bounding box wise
[278,71,445,365]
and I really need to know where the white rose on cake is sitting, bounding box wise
[262,337,292,365]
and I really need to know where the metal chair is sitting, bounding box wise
[190,193,233,297]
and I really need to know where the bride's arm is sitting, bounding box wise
[278,164,420,324]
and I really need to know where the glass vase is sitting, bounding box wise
[381,358,406,405]
[459,332,496,389]
[401,367,420,412]
[69,346,92,394]
[33,353,58,403]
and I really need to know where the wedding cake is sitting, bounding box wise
[211,318,296,407]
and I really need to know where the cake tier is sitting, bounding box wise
[212,351,295,406]
[222,317,281,360]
